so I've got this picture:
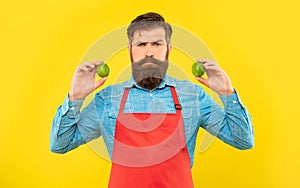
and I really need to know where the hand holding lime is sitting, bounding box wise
[192,62,205,77]
[96,63,110,77]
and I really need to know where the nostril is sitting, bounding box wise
[146,54,154,57]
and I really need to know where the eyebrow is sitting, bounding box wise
[134,40,165,44]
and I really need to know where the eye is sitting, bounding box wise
[153,42,163,46]
[137,42,146,47]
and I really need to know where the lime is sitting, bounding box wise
[96,63,110,77]
[192,62,205,77]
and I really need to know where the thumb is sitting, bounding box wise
[195,77,209,88]
[94,77,108,90]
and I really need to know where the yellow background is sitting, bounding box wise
[1,0,299,187]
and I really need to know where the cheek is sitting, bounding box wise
[131,49,144,61]
[156,49,168,60]
[131,55,144,63]
[131,47,168,62]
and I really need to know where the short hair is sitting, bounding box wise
[127,12,173,44]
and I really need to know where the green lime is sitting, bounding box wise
[96,63,110,77]
[192,62,205,77]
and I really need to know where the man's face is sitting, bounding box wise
[129,27,171,90]
[130,27,170,62]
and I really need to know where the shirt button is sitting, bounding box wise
[150,93,153,97]
[233,100,237,104]
[56,123,59,127]
[71,107,75,111]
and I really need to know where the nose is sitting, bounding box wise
[145,43,154,57]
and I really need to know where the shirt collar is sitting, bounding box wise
[123,74,176,89]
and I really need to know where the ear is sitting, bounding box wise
[127,43,131,53]
[166,43,172,58]
[168,43,172,52]
[128,43,134,63]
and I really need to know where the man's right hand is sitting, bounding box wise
[69,61,108,101]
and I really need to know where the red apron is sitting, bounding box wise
[108,87,194,188]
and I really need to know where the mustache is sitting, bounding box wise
[132,57,169,90]
[134,57,168,65]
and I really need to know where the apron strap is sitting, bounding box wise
[118,88,130,114]
[170,87,182,111]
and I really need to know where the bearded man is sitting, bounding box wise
[50,12,254,188]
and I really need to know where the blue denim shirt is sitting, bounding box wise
[50,75,254,167]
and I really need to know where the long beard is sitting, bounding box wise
[132,57,168,90]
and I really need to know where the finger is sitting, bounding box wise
[196,59,219,68]
[77,62,95,72]
[92,60,104,67]
[203,64,220,71]
[196,59,213,65]
[83,62,97,70]
[199,60,216,67]
[94,77,108,90]
[77,64,89,72]
[195,77,209,88]
[202,62,221,72]
[196,59,208,63]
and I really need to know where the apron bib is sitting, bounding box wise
[108,87,194,188]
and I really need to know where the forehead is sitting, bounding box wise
[132,27,166,42]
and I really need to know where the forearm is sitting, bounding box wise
[218,92,253,149]
[200,90,254,150]
[50,95,86,153]
[50,94,103,154]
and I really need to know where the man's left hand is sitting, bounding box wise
[195,59,235,95]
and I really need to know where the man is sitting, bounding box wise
[50,12,254,187]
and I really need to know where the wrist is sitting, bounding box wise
[68,93,85,101]
[226,88,235,95]
[219,87,235,96]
